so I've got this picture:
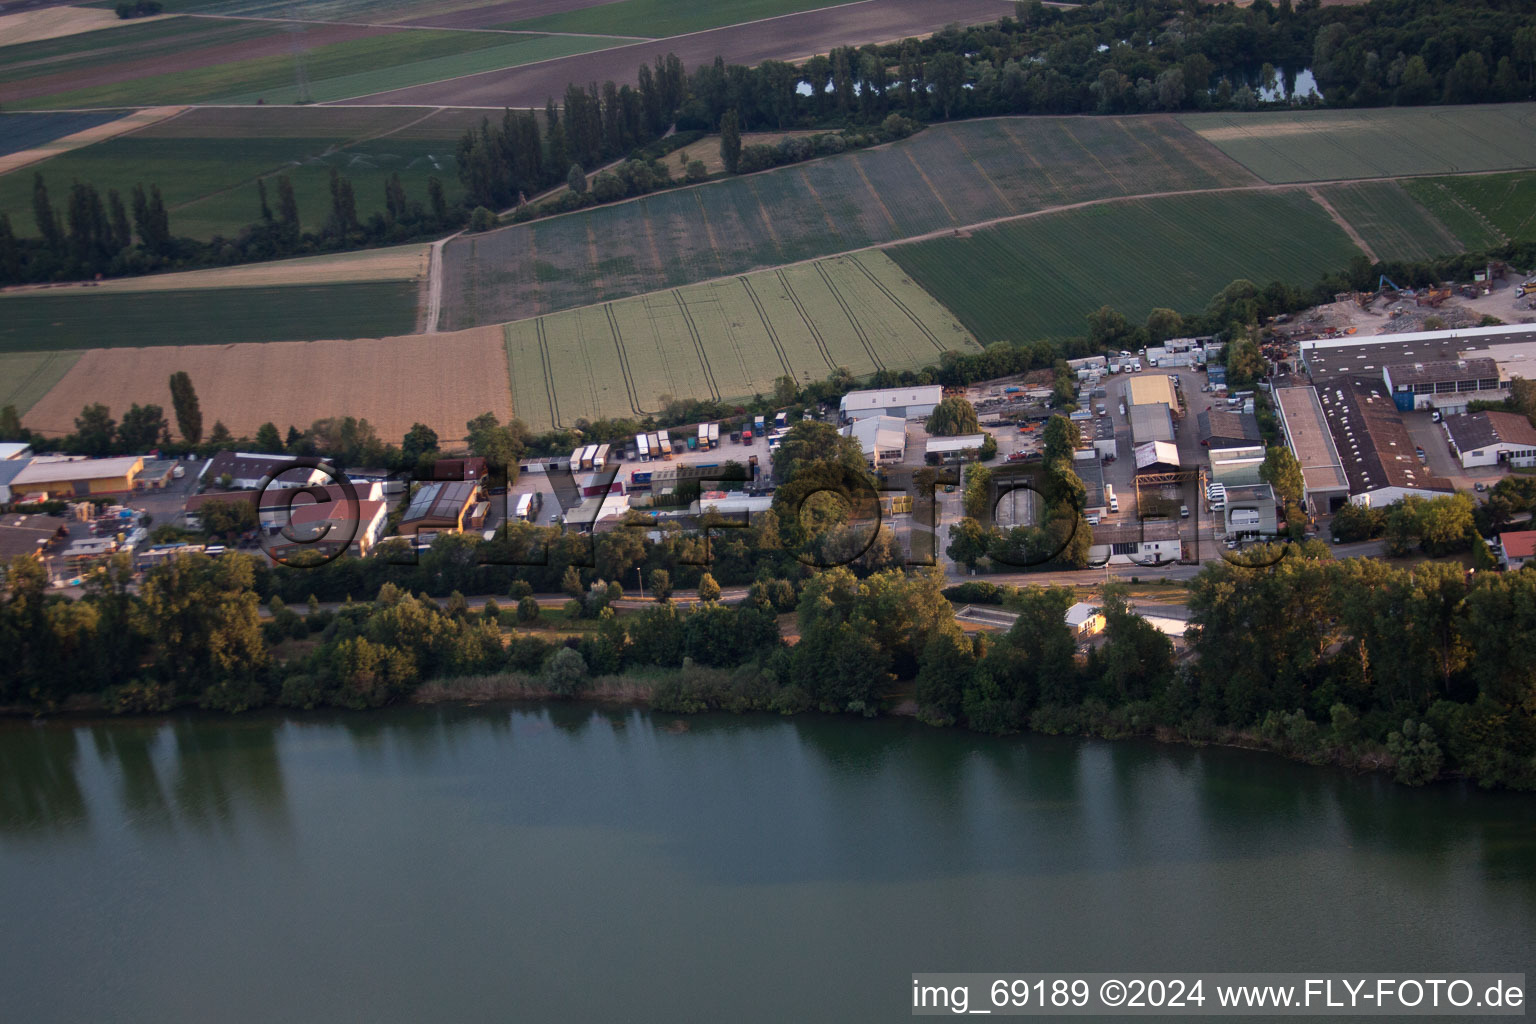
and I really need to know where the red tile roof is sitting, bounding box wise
[1499,530,1536,560]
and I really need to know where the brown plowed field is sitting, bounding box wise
[1,22,386,105]
[28,326,511,443]
[335,0,1015,108]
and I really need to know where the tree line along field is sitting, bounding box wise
[4,17,631,109]
[1402,172,1536,248]
[887,191,1363,345]
[0,106,491,242]
[1178,104,1536,184]
[0,281,418,354]
[502,251,976,430]
[1313,182,1467,263]
[440,114,1260,329]
[0,352,83,417]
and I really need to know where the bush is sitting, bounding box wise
[543,646,588,697]
[517,595,541,623]
[684,160,707,182]
[562,598,583,620]
[468,206,497,232]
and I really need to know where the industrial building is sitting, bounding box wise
[1317,379,1454,507]
[1299,324,1536,382]
[924,434,988,463]
[1128,403,1175,445]
[1381,357,1504,413]
[267,499,389,561]
[1075,457,1108,515]
[1274,387,1350,514]
[1208,445,1266,487]
[1197,408,1262,449]
[0,442,33,461]
[0,513,67,561]
[1133,440,1180,473]
[398,480,483,536]
[1441,410,1536,468]
[1220,482,1279,538]
[843,415,907,466]
[9,455,144,499]
[1088,521,1181,565]
[184,481,386,529]
[1126,375,1179,411]
[838,385,942,422]
[200,452,327,491]
[1089,417,1117,460]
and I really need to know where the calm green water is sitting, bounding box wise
[1,706,1532,1022]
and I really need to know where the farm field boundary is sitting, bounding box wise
[0,352,83,417]
[502,250,976,431]
[441,114,1260,329]
[0,108,184,176]
[1179,104,1536,184]
[888,190,1363,345]
[23,325,510,442]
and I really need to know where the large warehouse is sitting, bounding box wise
[1381,357,1504,414]
[1274,387,1350,514]
[838,385,942,422]
[1128,403,1175,445]
[9,455,143,499]
[1317,379,1454,507]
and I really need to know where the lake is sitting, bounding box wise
[1,706,1532,1022]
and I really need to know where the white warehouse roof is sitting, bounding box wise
[838,385,942,414]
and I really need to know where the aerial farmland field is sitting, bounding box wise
[0,352,83,417]
[502,251,975,430]
[440,115,1259,329]
[0,281,418,353]
[0,112,124,159]
[498,0,848,40]
[9,27,633,109]
[888,191,1362,345]
[1313,182,1465,262]
[1179,104,1536,184]
[0,106,488,241]
[1402,172,1536,247]
[24,324,510,442]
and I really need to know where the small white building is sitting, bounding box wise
[838,385,942,422]
[200,451,327,491]
[843,415,907,466]
[1442,410,1536,469]
[925,434,988,463]
[1064,602,1105,638]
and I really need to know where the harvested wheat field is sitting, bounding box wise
[26,326,510,442]
[0,6,170,48]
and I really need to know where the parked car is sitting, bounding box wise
[1180,504,1190,518]
[1475,481,1488,492]
[1431,410,1443,423]
[1007,451,1029,462]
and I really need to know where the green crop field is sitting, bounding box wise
[1179,104,1536,184]
[12,30,630,109]
[85,0,473,18]
[0,352,83,415]
[502,251,975,430]
[1315,182,1465,262]
[1403,172,1536,247]
[501,0,837,39]
[0,281,417,353]
[442,115,1258,329]
[888,191,1362,345]
[0,108,484,241]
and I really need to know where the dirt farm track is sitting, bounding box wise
[336,0,1018,107]
[24,328,512,444]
